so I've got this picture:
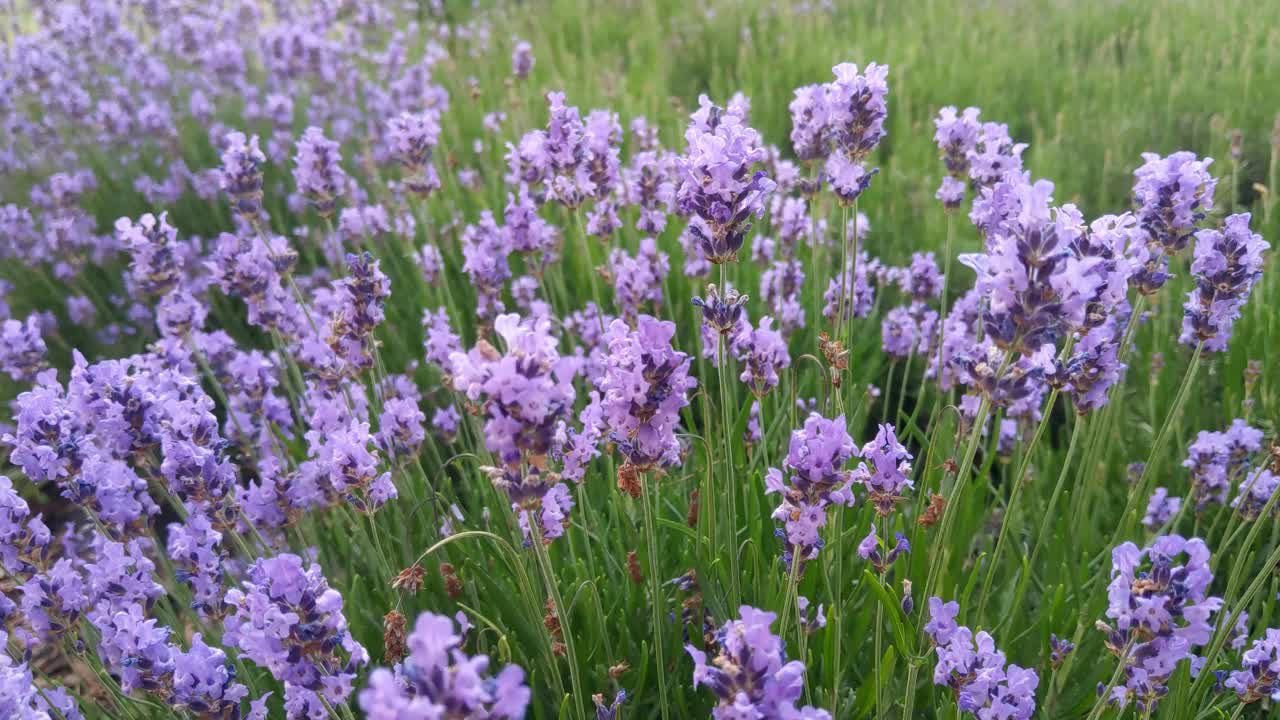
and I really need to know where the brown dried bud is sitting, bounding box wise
[439,563,463,599]
[817,332,849,377]
[544,598,562,638]
[391,563,426,594]
[383,610,408,664]
[941,458,959,475]
[687,488,700,527]
[918,493,946,527]
[627,551,644,584]
[617,462,642,500]
[609,661,631,679]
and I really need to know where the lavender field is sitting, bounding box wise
[2,0,1279,718]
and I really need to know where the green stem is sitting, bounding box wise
[530,524,588,720]
[905,352,1012,719]
[1102,343,1204,554]
[828,502,846,712]
[640,473,672,720]
[574,210,607,336]
[1003,413,1086,624]
[977,387,1059,621]
[1084,640,1136,720]
[718,262,742,608]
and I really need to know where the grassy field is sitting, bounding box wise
[2,0,1279,718]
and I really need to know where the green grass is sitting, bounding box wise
[3,0,1280,718]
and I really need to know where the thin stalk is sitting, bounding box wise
[881,361,896,425]
[1104,343,1204,552]
[827,502,846,712]
[573,210,607,336]
[977,387,1060,621]
[1002,413,1086,625]
[894,351,913,424]
[779,545,803,641]
[905,352,1012,720]
[640,473,672,720]
[530,524,588,720]
[1084,640,1136,720]
[718,262,742,608]
[874,515,889,720]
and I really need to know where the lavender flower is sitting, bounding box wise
[599,315,696,470]
[116,212,183,296]
[1056,317,1126,413]
[760,260,806,337]
[511,41,534,79]
[223,554,368,717]
[220,131,267,222]
[377,396,426,463]
[881,306,918,359]
[745,400,763,447]
[1183,420,1263,511]
[925,600,1039,719]
[171,634,254,717]
[358,611,530,719]
[0,475,51,578]
[937,176,967,209]
[1224,628,1280,703]
[933,106,982,183]
[788,84,831,161]
[327,252,391,375]
[1141,487,1181,530]
[460,212,511,324]
[765,413,857,572]
[687,606,832,720]
[1050,634,1076,669]
[692,283,749,335]
[1231,468,1279,520]
[451,314,579,538]
[967,121,1027,188]
[1180,213,1269,352]
[853,423,913,516]
[736,316,791,398]
[166,512,225,615]
[824,150,877,204]
[388,111,442,197]
[625,150,677,234]
[1096,536,1221,712]
[0,629,83,719]
[826,62,889,161]
[422,307,462,371]
[822,253,874,323]
[504,188,559,259]
[609,237,669,321]
[1133,151,1217,253]
[963,176,1100,356]
[900,252,944,300]
[857,523,910,574]
[294,127,347,217]
[676,105,776,263]
[0,315,47,382]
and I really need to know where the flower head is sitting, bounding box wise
[599,316,695,470]
[358,611,530,719]
[294,127,347,216]
[676,107,775,263]
[1180,213,1269,352]
[687,606,831,720]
